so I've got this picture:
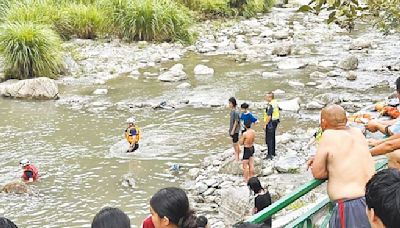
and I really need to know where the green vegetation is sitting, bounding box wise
[298,0,400,32]
[0,22,63,79]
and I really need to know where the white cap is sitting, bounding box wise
[126,117,136,124]
[19,159,30,167]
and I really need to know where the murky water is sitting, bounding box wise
[1,13,399,228]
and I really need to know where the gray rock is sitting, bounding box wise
[327,70,344,77]
[346,71,357,81]
[204,179,218,187]
[272,43,292,56]
[338,55,359,70]
[288,81,305,87]
[195,182,208,194]
[318,60,336,68]
[276,133,294,144]
[310,71,327,79]
[278,98,301,112]
[273,89,286,94]
[194,64,214,75]
[121,173,136,189]
[219,187,252,227]
[203,188,215,196]
[277,59,307,70]
[260,29,273,38]
[306,101,325,110]
[275,155,302,173]
[177,82,191,89]
[349,39,372,50]
[158,64,187,82]
[0,77,59,99]
[314,93,341,105]
[93,88,108,95]
[188,168,200,179]
[306,82,317,86]
[272,30,290,40]
[316,80,337,90]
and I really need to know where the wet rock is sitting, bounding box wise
[194,64,214,75]
[327,70,344,77]
[346,71,357,81]
[338,55,359,70]
[272,43,292,56]
[309,71,327,79]
[277,59,307,70]
[121,173,136,189]
[195,182,208,194]
[278,98,301,112]
[349,39,372,50]
[1,182,31,194]
[177,82,191,89]
[0,77,59,100]
[275,155,302,173]
[306,101,325,110]
[314,93,341,105]
[262,72,280,78]
[158,64,187,82]
[220,187,252,227]
[288,81,305,87]
[93,88,108,95]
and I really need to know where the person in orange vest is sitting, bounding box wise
[20,159,39,182]
[125,117,141,153]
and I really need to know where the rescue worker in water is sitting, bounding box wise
[125,117,140,153]
[20,159,39,182]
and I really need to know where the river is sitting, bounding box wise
[1,6,399,228]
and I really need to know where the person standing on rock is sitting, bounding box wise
[125,117,141,153]
[229,97,241,161]
[309,105,375,228]
[239,119,256,182]
[240,103,258,134]
[20,159,39,183]
[264,92,280,160]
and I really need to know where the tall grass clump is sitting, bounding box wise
[104,0,193,42]
[63,3,106,39]
[176,0,230,16]
[0,22,63,79]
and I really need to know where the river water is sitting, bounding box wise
[1,9,399,228]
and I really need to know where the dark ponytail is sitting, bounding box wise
[150,187,199,228]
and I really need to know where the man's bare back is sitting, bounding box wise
[243,129,255,148]
[322,128,374,200]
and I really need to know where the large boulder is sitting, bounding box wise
[1,182,31,194]
[275,155,302,173]
[338,55,359,70]
[158,64,187,82]
[278,98,301,112]
[194,64,214,75]
[0,77,59,99]
[220,186,252,227]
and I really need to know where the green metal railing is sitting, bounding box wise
[245,159,388,227]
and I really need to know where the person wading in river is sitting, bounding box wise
[125,117,140,153]
[20,159,39,183]
[229,97,241,161]
[264,92,279,160]
[309,105,375,228]
[239,119,255,182]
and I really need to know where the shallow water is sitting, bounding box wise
[1,12,399,228]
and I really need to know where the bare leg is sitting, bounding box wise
[243,160,249,182]
[234,143,240,161]
[249,157,255,178]
[387,150,400,170]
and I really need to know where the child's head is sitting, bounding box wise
[247,177,263,194]
[244,119,252,129]
[196,215,208,228]
[240,103,249,112]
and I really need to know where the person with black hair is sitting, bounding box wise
[91,207,130,228]
[150,187,198,228]
[0,217,18,228]
[239,119,256,182]
[366,168,400,228]
[196,216,208,228]
[240,103,258,134]
[247,177,272,228]
[229,97,241,161]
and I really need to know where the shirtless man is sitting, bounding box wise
[309,105,375,228]
[239,120,255,182]
[369,134,400,170]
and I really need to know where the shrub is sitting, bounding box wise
[104,0,193,42]
[0,22,63,79]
